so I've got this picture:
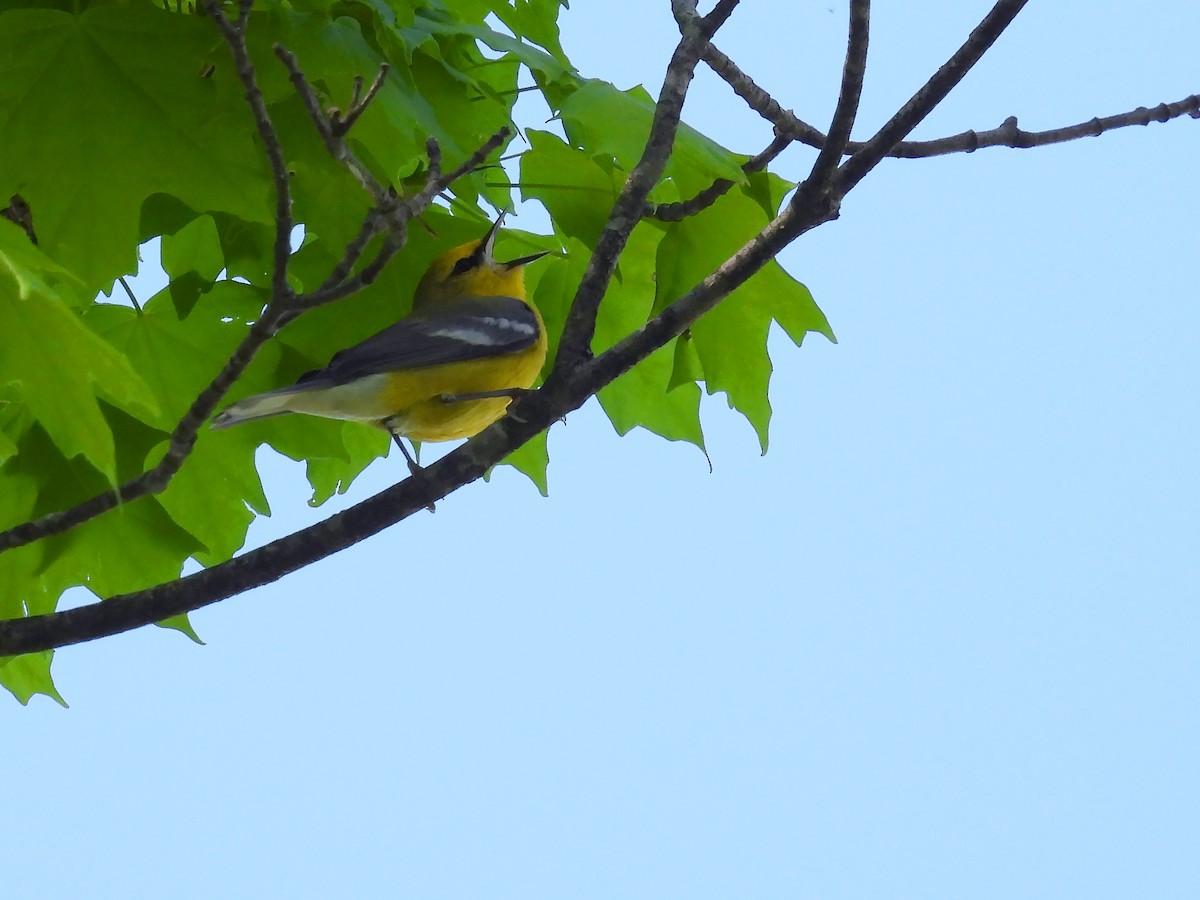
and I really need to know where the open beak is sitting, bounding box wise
[479,210,507,262]
[481,210,550,269]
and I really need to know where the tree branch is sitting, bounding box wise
[835,0,1030,193]
[549,0,739,374]
[329,66,390,137]
[646,132,789,222]
[701,21,1194,162]
[877,96,1200,157]
[203,0,294,302]
[805,0,870,190]
[288,128,511,314]
[273,45,394,209]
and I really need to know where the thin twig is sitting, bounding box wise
[647,133,789,222]
[331,65,390,136]
[702,32,1195,162]
[203,1,294,303]
[877,97,1200,156]
[701,43,828,147]
[288,127,509,314]
[274,45,392,207]
[117,276,141,312]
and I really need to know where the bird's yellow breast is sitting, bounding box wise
[378,329,547,442]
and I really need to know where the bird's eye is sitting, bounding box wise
[451,254,477,276]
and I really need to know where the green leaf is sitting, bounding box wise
[0,426,18,466]
[479,0,571,68]
[0,470,46,619]
[557,80,745,187]
[654,186,832,451]
[161,214,225,282]
[156,613,205,645]
[520,130,623,248]
[500,428,550,496]
[592,229,705,448]
[85,280,269,430]
[86,282,275,560]
[743,168,797,221]
[414,7,572,84]
[0,651,67,707]
[0,226,160,479]
[210,213,277,288]
[156,429,267,564]
[305,423,390,506]
[668,331,704,391]
[37,495,202,602]
[0,420,201,602]
[0,5,273,294]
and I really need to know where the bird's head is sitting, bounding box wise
[413,212,550,309]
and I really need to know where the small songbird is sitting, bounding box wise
[211,213,550,470]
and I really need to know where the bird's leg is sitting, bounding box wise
[389,430,422,477]
[386,426,435,512]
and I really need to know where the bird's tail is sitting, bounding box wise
[211,387,308,429]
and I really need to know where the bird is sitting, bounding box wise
[211,212,550,473]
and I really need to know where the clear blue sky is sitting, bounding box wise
[7,3,1199,898]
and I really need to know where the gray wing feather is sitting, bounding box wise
[296,296,539,388]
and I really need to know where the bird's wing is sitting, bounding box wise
[296,296,540,387]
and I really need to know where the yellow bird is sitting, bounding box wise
[212,213,550,470]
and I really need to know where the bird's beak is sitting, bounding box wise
[481,209,551,269]
[503,249,552,269]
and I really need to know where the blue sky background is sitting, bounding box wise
[7,2,1199,897]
